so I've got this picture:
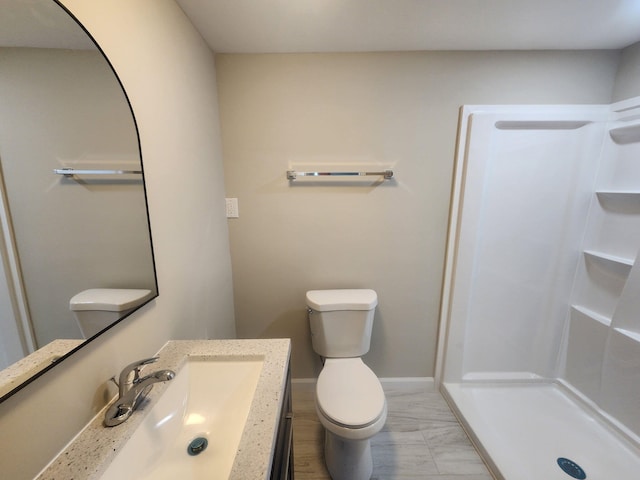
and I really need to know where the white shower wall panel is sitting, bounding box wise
[564,308,609,400]
[610,249,640,333]
[585,197,640,260]
[600,327,640,437]
[585,117,640,260]
[571,253,630,320]
[438,101,640,480]
[601,120,640,189]
[451,110,606,380]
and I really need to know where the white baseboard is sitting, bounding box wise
[291,378,316,391]
[380,377,434,390]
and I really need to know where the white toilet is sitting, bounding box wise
[70,288,153,338]
[306,289,387,480]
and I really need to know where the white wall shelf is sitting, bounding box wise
[596,190,640,196]
[583,250,634,272]
[596,190,640,202]
[566,103,640,439]
[609,120,640,144]
[571,304,611,327]
[613,327,640,343]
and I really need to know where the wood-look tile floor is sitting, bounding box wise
[292,382,495,480]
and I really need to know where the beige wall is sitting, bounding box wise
[0,47,155,346]
[613,41,640,101]
[0,1,235,478]
[216,51,620,379]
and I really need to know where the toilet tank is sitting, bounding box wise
[306,289,378,358]
[70,288,153,338]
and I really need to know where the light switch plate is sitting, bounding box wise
[225,198,239,218]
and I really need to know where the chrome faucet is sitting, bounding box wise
[104,356,175,427]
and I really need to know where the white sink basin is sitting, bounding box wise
[100,357,264,480]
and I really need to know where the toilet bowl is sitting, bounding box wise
[316,358,387,480]
[306,289,386,480]
[70,288,153,338]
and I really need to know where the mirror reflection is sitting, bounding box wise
[0,0,157,395]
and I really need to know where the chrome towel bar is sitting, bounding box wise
[54,168,142,176]
[286,169,393,181]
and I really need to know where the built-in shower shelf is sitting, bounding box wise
[595,191,640,212]
[583,250,634,272]
[596,190,640,200]
[614,327,640,343]
[571,305,611,327]
[609,120,640,144]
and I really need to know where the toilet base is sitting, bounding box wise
[324,430,373,480]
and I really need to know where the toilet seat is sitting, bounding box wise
[316,358,385,429]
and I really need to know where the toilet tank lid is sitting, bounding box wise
[306,289,377,311]
[70,288,153,312]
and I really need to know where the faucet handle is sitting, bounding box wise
[118,357,159,394]
[131,356,160,368]
[131,357,160,382]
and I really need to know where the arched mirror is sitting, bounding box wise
[0,0,157,400]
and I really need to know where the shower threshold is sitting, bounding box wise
[441,382,640,480]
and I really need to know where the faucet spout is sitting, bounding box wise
[131,369,175,402]
[145,370,175,382]
[104,357,175,427]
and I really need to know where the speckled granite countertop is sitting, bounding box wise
[0,339,83,399]
[35,339,291,480]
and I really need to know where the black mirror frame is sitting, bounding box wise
[0,0,158,403]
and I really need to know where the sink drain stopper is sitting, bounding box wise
[557,457,586,479]
[187,437,208,456]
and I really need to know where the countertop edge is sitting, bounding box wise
[0,339,83,399]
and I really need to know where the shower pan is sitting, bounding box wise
[437,98,640,479]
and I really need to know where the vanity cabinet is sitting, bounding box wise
[271,365,294,480]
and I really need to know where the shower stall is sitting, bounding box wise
[437,97,640,479]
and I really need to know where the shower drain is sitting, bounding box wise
[557,457,586,479]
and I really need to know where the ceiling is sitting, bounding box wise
[175,0,640,53]
[2,1,640,52]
